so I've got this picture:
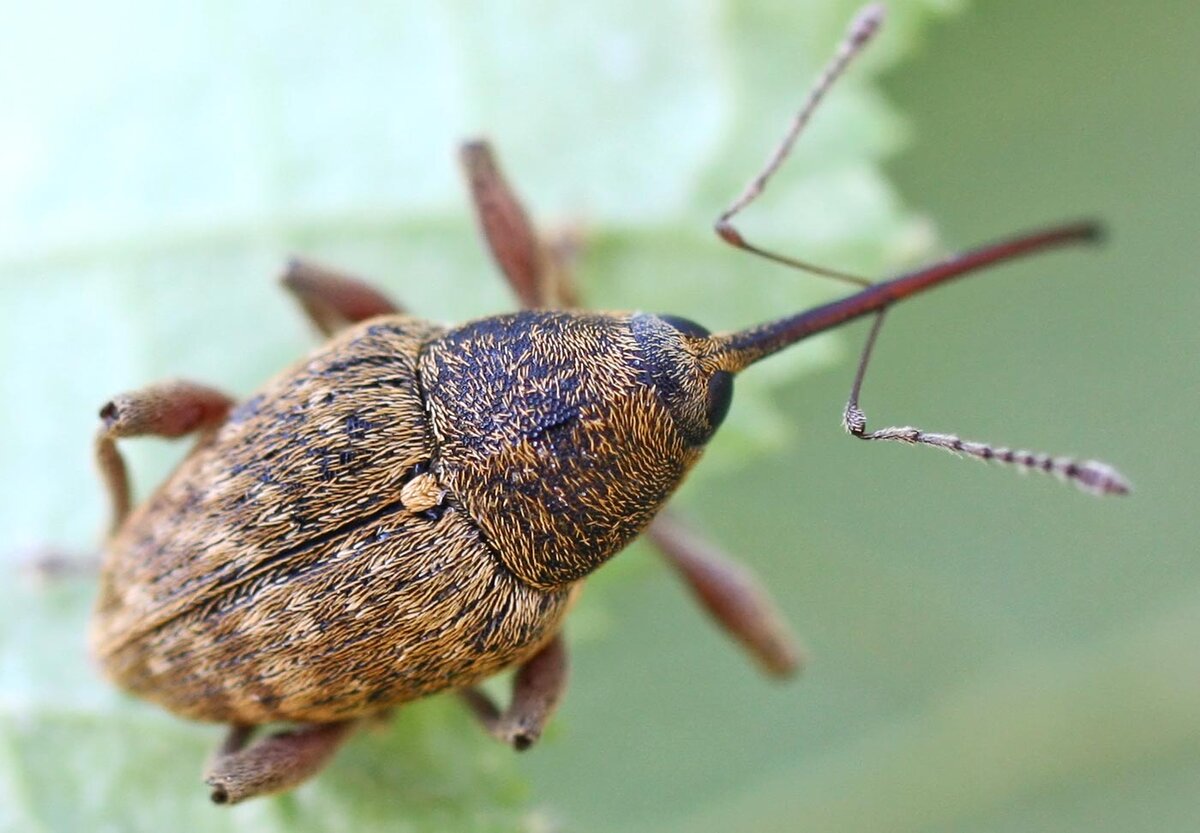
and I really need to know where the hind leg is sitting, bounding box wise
[204,721,358,805]
[95,381,233,534]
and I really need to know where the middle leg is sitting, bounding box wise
[281,259,404,338]
[459,635,568,751]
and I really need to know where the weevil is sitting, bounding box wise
[90,4,1129,804]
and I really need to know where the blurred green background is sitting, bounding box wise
[1,1,1196,831]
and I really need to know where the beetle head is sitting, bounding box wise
[628,312,734,447]
[420,310,735,590]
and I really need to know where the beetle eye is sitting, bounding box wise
[659,315,730,431]
[659,315,710,339]
[707,371,733,430]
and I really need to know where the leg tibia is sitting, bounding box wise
[205,721,357,805]
[281,259,403,337]
[459,634,568,750]
[95,380,233,533]
[648,514,803,678]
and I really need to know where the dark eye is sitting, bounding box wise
[707,371,733,430]
[660,315,730,431]
[659,315,710,339]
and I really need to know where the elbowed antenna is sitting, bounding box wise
[699,219,1130,497]
[704,221,1102,373]
[701,2,1128,497]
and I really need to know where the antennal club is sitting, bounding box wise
[707,2,1130,497]
[841,310,1131,497]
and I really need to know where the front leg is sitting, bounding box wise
[647,515,803,678]
[459,635,568,751]
[204,721,358,805]
[460,141,582,310]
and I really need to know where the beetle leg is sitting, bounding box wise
[281,259,404,338]
[95,381,234,535]
[460,140,584,310]
[18,546,100,581]
[458,634,567,751]
[204,720,357,805]
[540,222,584,309]
[460,140,545,308]
[647,514,804,678]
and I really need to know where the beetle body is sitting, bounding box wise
[87,6,1127,803]
[92,309,716,724]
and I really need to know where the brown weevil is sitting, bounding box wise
[89,4,1129,805]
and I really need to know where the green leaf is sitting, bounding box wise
[1,0,954,830]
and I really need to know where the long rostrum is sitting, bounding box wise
[707,221,1100,373]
